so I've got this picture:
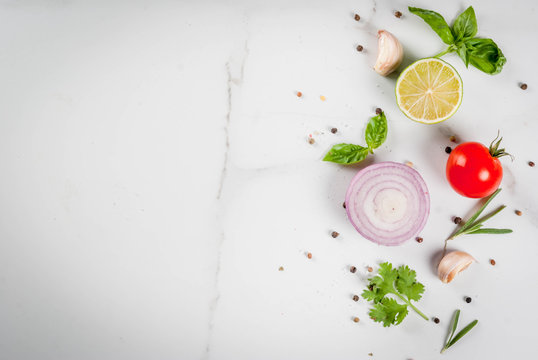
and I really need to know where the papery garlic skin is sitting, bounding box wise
[438,251,475,283]
[374,30,404,76]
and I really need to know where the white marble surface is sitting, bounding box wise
[1,0,537,359]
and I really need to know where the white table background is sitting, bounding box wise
[1,0,537,359]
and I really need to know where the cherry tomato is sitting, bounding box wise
[446,141,504,198]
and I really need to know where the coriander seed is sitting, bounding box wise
[308,138,315,145]
[375,107,382,115]
[350,266,357,273]
[331,127,338,134]
[356,45,364,52]
[354,14,360,21]
[367,266,373,272]
[353,317,360,323]
[307,252,312,259]
[453,216,462,224]
[520,83,528,90]
[490,259,496,266]
[395,11,402,18]
[296,91,302,97]
[352,295,359,301]
[529,161,535,167]
[515,210,522,216]
[416,237,423,243]
[331,231,339,238]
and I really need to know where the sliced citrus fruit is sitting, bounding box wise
[396,58,462,124]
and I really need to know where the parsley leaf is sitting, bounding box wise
[362,262,428,327]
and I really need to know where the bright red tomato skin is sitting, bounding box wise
[446,142,503,198]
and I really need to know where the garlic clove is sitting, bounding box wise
[438,251,475,283]
[374,30,404,76]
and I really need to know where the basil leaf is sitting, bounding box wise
[365,112,388,150]
[456,43,469,67]
[464,38,506,74]
[408,7,454,45]
[452,6,477,40]
[323,144,369,164]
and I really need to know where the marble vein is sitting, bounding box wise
[204,38,249,360]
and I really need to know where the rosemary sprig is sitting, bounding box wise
[447,188,513,241]
[441,310,478,354]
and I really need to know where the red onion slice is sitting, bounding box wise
[345,161,430,246]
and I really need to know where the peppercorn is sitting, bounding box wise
[296,91,302,97]
[343,202,346,209]
[331,127,338,134]
[352,295,359,302]
[367,266,373,273]
[490,259,496,266]
[395,11,402,18]
[354,14,360,21]
[465,296,472,303]
[453,216,462,224]
[529,161,535,167]
[353,317,360,323]
[331,231,339,238]
[433,317,440,324]
[307,252,312,259]
[445,146,452,154]
[515,210,522,216]
[375,107,383,115]
[356,45,364,52]
[416,237,423,243]
[308,138,315,145]
[350,266,357,273]
[520,83,528,90]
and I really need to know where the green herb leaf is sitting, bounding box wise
[369,298,409,327]
[408,7,455,45]
[452,6,477,40]
[456,42,470,67]
[395,265,425,301]
[464,38,506,74]
[456,188,502,234]
[447,319,478,348]
[322,144,369,164]
[363,262,428,327]
[467,228,513,235]
[365,111,388,150]
[446,309,461,345]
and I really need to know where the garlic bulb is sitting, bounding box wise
[374,30,404,76]
[438,251,475,283]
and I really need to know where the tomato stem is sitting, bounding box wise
[488,131,512,159]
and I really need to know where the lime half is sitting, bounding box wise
[396,58,463,124]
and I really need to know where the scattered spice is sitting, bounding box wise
[343,201,346,209]
[331,127,338,134]
[416,237,423,243]
[434,317,440,324]
[375,107,383,115]
[405,161,414,167]
[445,146,452,154]
[529,161,535,167]
[367,266,373,272]
[395,10,403,18]
[350,266,357,273]
[278,266,284,271]
[307,252,312,259]
[515,210,522,216]
[449,135,457,143]
[320,95,326,101]
[296,91,302,97]
[353,317,360,323]
[352,295,359,302]
[331,231,340,238]
[465,296,472,303]
[520,83,528,90]
[356,45,364,52]
[308,138,315,145]
[453,216,462,224]
[490,259,496,266]
[354,14,360,21]
[368,353,373,356]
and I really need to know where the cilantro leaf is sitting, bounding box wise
[363,262,428,326]
[369,298,409,327]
